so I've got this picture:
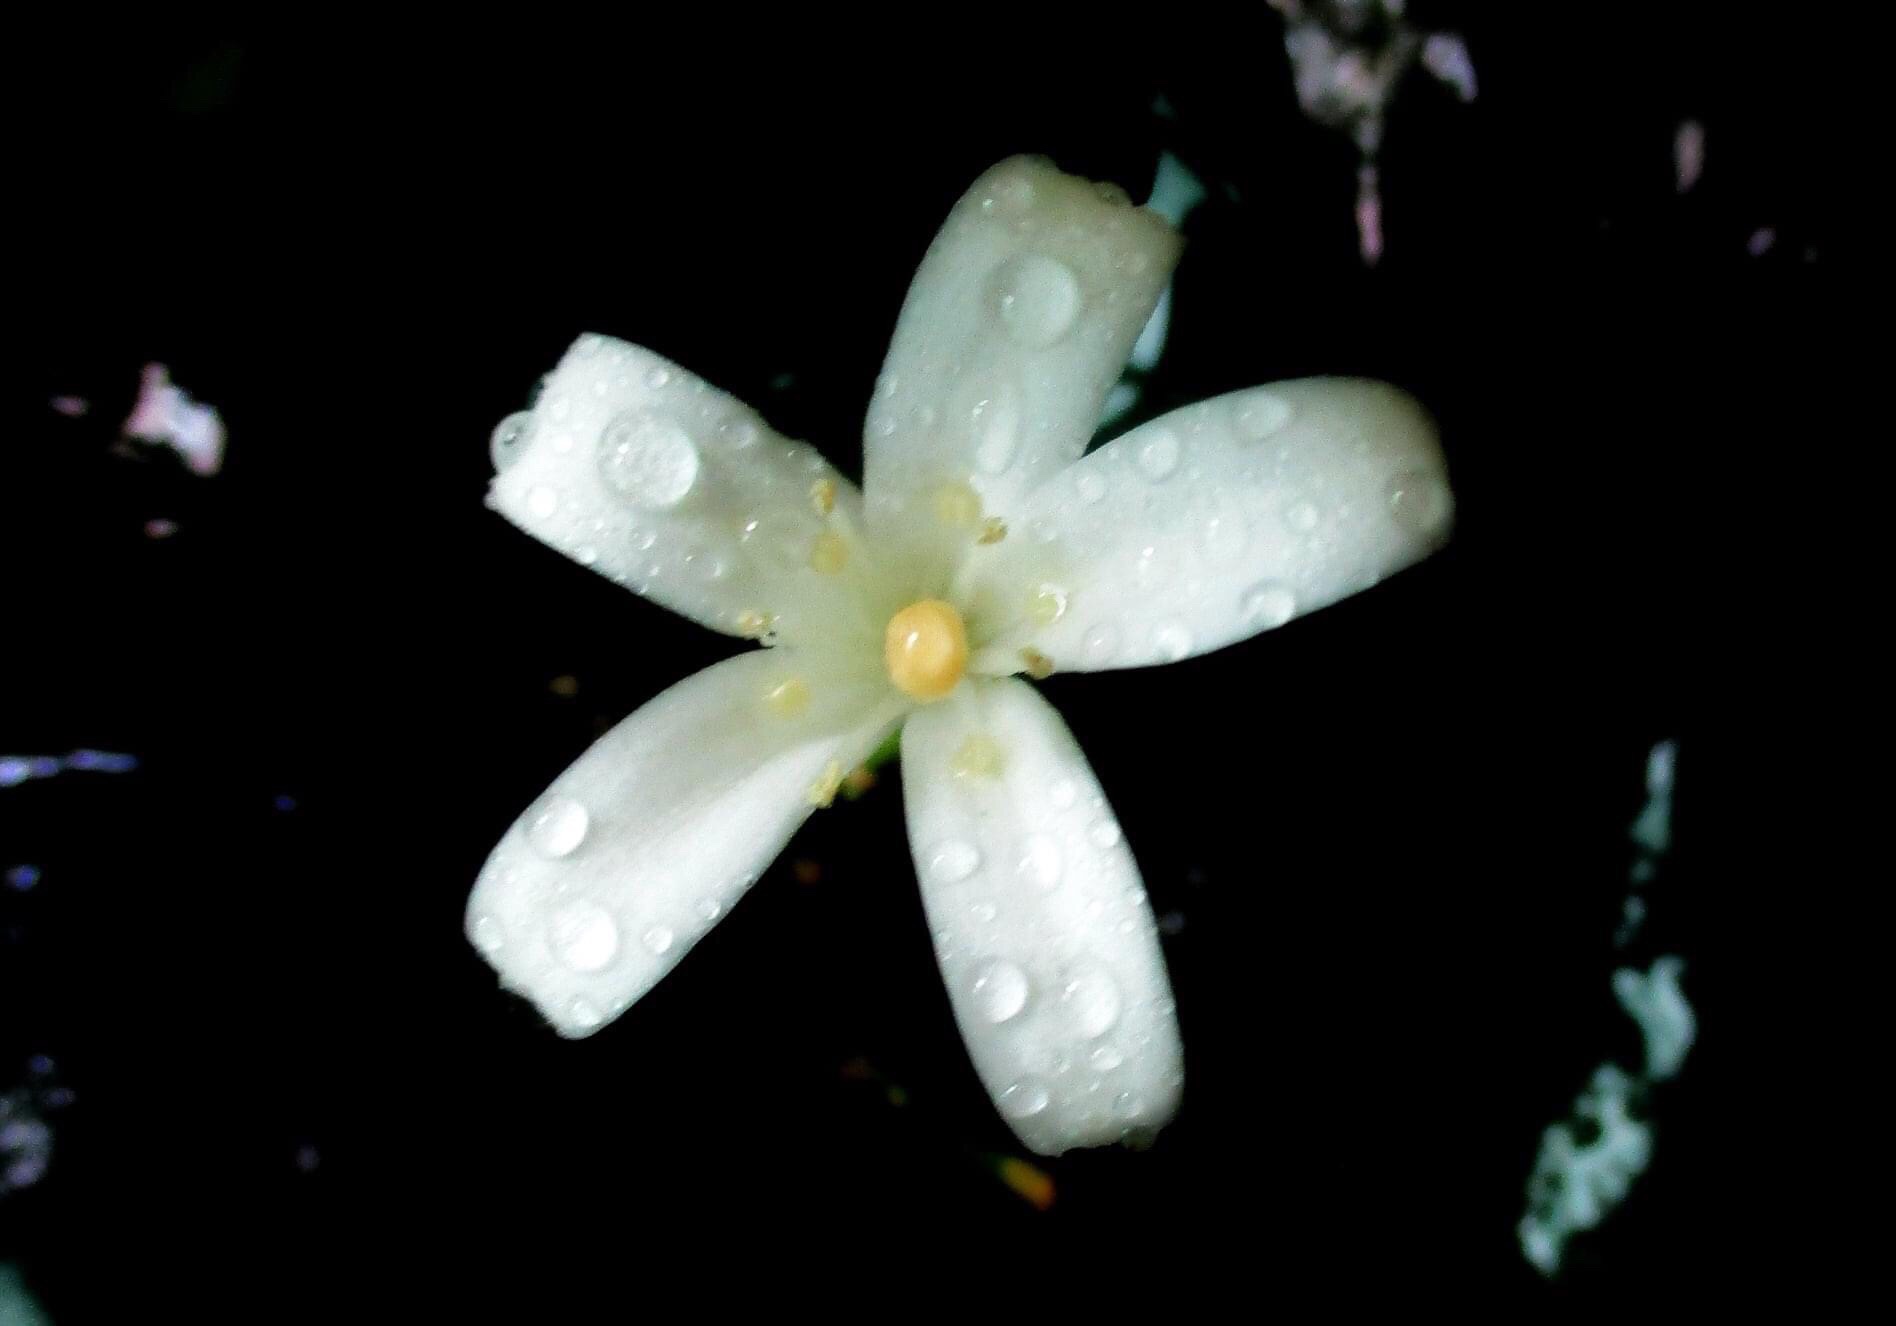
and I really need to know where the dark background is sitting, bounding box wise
[3,11,1859,1312]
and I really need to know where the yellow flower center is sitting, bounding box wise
[883,599,968,702]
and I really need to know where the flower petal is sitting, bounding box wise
[963,377,1452,673]
[467,651,901,1037]
[863,157,1181,579]
[900,677,1183,1154]
[490,334,875,648]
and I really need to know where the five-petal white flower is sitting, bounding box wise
[466,156,1453,1155]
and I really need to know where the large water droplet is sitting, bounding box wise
[991,255,1082,348]
[972,391,1019,473]
[1015,835,1063,892]
[599,412,699,509]
[1089,819,1123,850]
[1082,623,1121,665]
[928,840,981,884]
[525,795,589,858]
[970,959,1030,1023]
[1152,621,1193,661]
[1062,969,1123,1038]
[471,914,504,955]
[1240,582,1297,630]
[998,1077,1052,1119]
[490,412,534,471]
[547,900,619,972]
[1236,391,1293,439]
[1134,430,1181,481]
[1387,469,1453,538]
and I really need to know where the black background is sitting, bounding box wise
[2,11,1860,1312]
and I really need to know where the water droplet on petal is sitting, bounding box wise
[1076,471,1108,504]
[568,997,604,1030]
[1016,835,1063,892]
[999,1077,1052,1119]
[1153,620,1193,661]
[644,367,672,390]
[970,959,1030,1023]
[1113,1091,1147,1119]
[525,795,589,858]
[696,897,723,922]
[972,390,1020,474]
[642,924,675,955]
[970,900,999,924]
[928,840,981,884]
[1387,469,1454,538]
[1082,624,1121,665]
[991,255,1082,348]
[1089,819,1123,850]
[525,485,558,520]
[1236,391,1293,439]
[599,412,699,509]
[1050,779,1078,810]
[1240,582,1297,630]
[1062,969,1123,1038]
[1134,430,1181,481]
[1089,1043,1124,1072]
[471,914,504,955]
[1286,500,1319,533]
[490,412,534,471]
[547,900,619,972]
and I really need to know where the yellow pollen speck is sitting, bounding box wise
[807,759,844,808]
[1027,584,1067,626]
[1019,647,1054,680]
[949,732,1005,779]
[932,481,982,529]
[764,676,810,717]
[810,478,836,517]
[977,517,1008,545]
[736,609,774,639]
[883,599,969,702]
[810,530,850,574]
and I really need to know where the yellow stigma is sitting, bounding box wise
[884,599,969,702]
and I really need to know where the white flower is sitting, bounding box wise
[466,156,1453,1155]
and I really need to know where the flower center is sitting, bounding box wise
[883,599,968,702]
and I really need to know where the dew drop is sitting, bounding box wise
[927,840,981,884]
[642,924,675,955]
[1082,623,1121,665]
[1015,835,1063,892]
[1089,819,1123,850]
[525,485,558,520]
[1050,778,1078,810]
[970,900,999,924]
[991,255,1082,348]
[1387,469,1454,538]
[1134,429,1181,481]
[1240,582,1297,630]
[525,795,589,858]
[1062,969,1123,1038]
[1286,500,1320,533]
[1089,1043,1124,1072]
[970,959,1030,1023]
[568,997,604,1030]
[696,897,723,922]
[972,392,1019,474]
[998,1077,1051,1119]
[1236,391,1293,439]
[490,412,534,471]
[1153,620,1193,661]
[644,366,672,390]
[599,412,699,509]
[1076,471,1108,505]
[471,914,504,955]
[546,900,619,973]
[1113,1091,1147,1119]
